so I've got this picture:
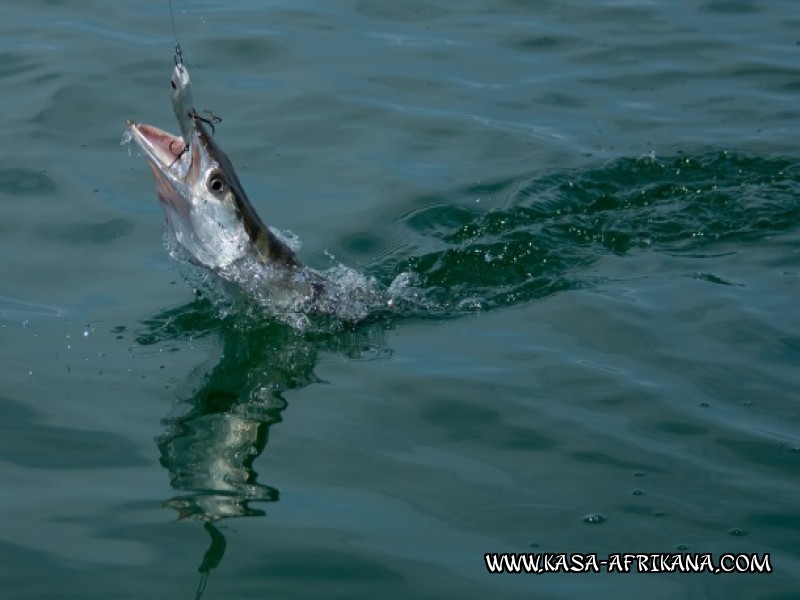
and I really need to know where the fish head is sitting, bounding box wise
[127,116,266,270]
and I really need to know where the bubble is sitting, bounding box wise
[456,297,483,311]
[583,513,606,525]
[728,528,747,537]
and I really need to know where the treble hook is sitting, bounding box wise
[191,109,223,137]
[166,109,223,168]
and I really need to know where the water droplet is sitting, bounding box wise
[528,541,540,548]
[632,489,644,496]
[634,471,646,478]
[728,528,747,537]
[583,513,606,524]
[676,544,689,551]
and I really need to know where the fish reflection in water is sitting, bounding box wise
[158,393,283,521]
[138,300,389,592]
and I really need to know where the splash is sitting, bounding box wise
[163,228,395,330]
[119,129,133,154]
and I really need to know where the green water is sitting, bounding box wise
[1,1,799,598]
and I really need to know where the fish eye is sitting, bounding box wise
[207,172,227,194]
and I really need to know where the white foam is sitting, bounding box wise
[269,227,302,252]
[164,228,390,330]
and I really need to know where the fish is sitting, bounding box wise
[126,61,392,327]
[128,64,300,271]
[127,63,329,312]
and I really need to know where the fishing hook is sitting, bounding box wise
[167,109,224,168]
[192,109,223,137]
[168,138,189,167]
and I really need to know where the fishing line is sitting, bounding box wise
[167,0,223,138]
[168,0,183,65]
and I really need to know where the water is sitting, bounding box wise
[1,0,799,598]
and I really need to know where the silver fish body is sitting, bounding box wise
[128,117,300,271]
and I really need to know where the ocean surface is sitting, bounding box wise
[1,0,799,598]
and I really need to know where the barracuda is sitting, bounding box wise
[127,69,301,271]
[126,62,390,327]
[127,114,303,270]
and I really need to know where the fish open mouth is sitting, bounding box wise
[126,120,192,216]
[126,120,184,171]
